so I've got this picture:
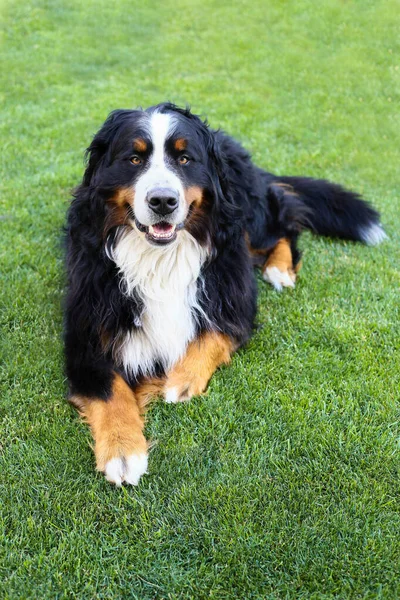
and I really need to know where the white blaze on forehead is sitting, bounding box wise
[149,111,176,166]
[133,110,186,226]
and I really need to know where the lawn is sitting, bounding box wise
[1,0,399,598]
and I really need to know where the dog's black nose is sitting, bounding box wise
[147,188,179,215]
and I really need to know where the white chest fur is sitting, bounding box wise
[111,226,209,377]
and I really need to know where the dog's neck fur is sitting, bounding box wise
[111,225,209,377]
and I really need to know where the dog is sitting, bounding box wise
[65,103,386,485]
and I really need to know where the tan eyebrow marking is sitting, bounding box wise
[133,138,147,152]
[174,138,187,151]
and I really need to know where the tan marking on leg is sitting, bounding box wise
[265,238,293,271]
[135,377,165,411]
[164,332,235,403]
[262,238,297,291]
[70,374,148,485]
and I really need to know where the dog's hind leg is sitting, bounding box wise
[262,237,302,291]
[245,182,305,291]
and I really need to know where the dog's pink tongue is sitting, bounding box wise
[153,223,173,234]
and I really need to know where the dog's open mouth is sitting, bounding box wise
[148,222,177,244]
[135,219,178,245]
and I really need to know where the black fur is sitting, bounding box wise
[65,103,383,399]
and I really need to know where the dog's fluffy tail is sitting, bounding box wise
[274,176,387,245]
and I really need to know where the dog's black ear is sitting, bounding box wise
[82,109,132,186]
[203,128,243,247]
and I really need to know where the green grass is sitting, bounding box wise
[1,0,399,598]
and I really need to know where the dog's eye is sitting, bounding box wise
[178,155,190,165]
[130,156,142,165]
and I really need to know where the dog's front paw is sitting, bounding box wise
[75,375,149,486]
[164,373,208,404]
[164,333,233,403]
[263,265,296,291]
[102,453,148,487]
[94,427,148,486]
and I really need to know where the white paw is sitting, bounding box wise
[104,453,148,486]
[164,387,179,404]
[263,266,295,291]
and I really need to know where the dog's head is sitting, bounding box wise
[81,103,238,248]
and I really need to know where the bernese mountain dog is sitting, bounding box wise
[65,102,386,486]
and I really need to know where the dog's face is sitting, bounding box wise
[85,104,218,246]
